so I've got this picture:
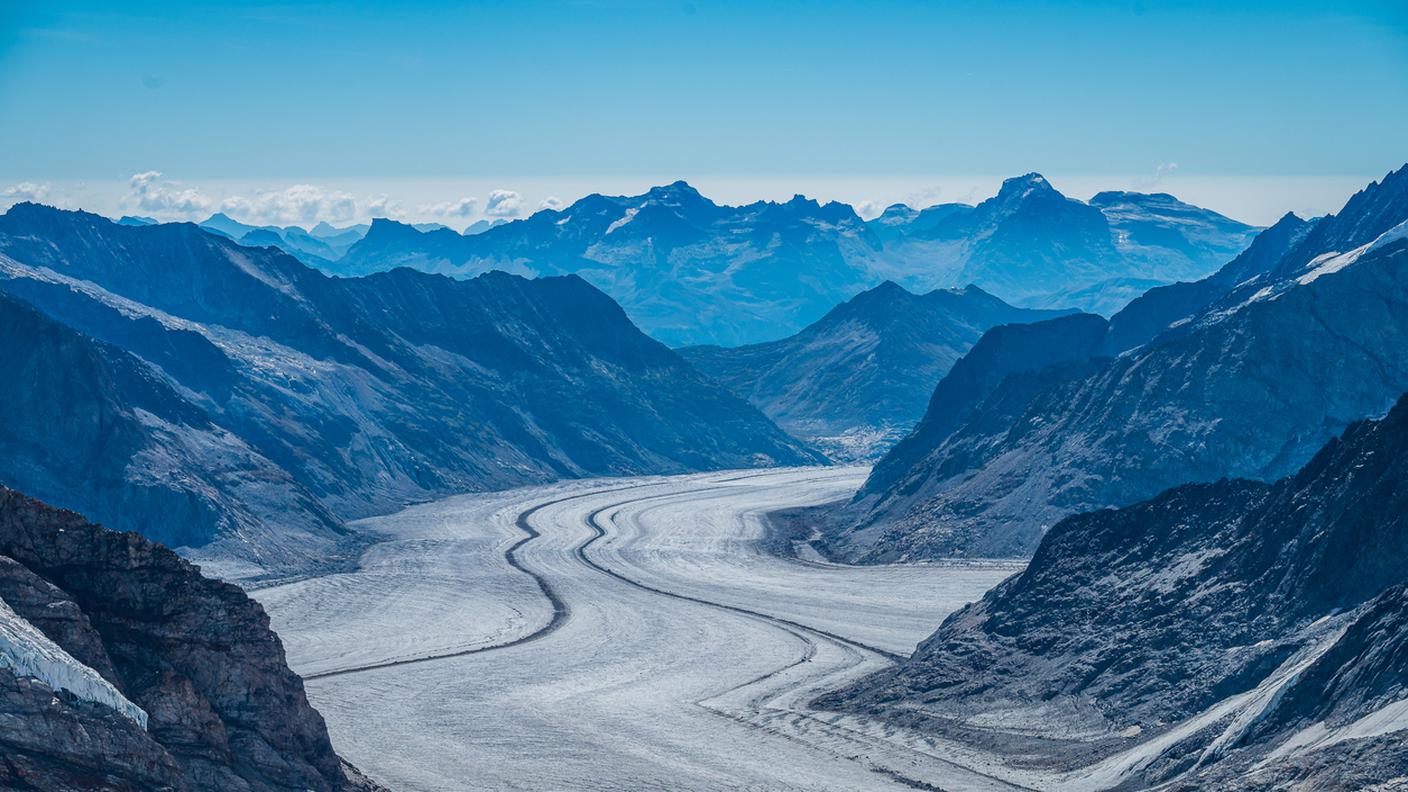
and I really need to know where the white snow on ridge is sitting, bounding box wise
[604,207,639,235]
[1298,218,1408,286]
[1264,698,1408,765]
[0,595,147,729]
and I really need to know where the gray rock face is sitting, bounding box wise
[839,165,1408,561]
[0,486,382,792]
[329,178,1256,346]
[0,204,820,576]
[679,281,1070,459]
[822,394,1408,789]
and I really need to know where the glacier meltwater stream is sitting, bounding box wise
[254,467,1028,791]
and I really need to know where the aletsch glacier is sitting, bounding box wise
[1,167,1407,790]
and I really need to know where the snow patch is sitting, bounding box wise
[1298,218,1408,285]
[0,595,148,728]
[604,207,639,235]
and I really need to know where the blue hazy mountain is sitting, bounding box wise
[679,281,1071,459]
[834,164,1408,561]
[198,212,368,265]
[330,177,1256,347]
[872,174,1260,315]
[309,219,371,248]
[824,391,1408,789]
[464,217,509,235]
[334,182,887,347]
[0,204,820,576]
[115,215,156,226]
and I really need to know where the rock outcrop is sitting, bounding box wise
[0,486,382,792]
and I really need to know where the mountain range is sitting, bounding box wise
[0,204,819,579]
[830,164,1408,561]
[679,281,1071,459]
[281,176,1254,347]
[873,175,1259,315]
[196,212,370,266]
[822,390,1408,789]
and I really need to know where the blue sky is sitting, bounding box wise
[2,0,1406,225]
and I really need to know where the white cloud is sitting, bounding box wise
[903,186,947,209]
[419,196,479,218]
[485,189,523,217]
[122,171,416,225]
[0,182,52,208]
[1133,162,1181,191]
[363,193,404,219]
[128,171,212,217]
[218,184,359,226]
[539,195,565,211]
[855,200,883,220]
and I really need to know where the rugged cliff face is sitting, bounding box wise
[838,164,1408,561]
[822,394,1408,790]
[0,486,382,792]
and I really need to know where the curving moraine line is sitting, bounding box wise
[305,481,650,680]
[576,497,904,663]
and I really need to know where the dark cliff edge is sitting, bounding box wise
[0,486,383,792]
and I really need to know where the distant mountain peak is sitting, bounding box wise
[647,179,701,197]
[996,172,1057,202]
[1089,190,1180,206]
[839,279,913,311]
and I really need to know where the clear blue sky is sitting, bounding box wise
[2,1,1406,225]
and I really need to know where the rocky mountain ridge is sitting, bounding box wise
[822,391,1408,789]
[323,176,1257,346]
[832,164,1408,561]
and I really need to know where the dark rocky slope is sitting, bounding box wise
[0,291,344,564]
[0,486,381,791]
[823,393,1408,790]
[837,164,1408,560]
[679,281,1069,459]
